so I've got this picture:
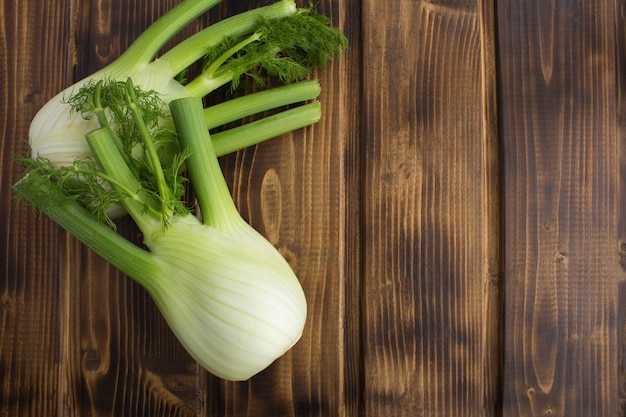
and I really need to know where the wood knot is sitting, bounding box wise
[260,168,283,245]
[618,242,626,271]
[82,348,102,372]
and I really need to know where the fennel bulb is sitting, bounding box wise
[14,173,307,381]
[145,214,306,380]
[30,61,189,167]
[15,81,308,381]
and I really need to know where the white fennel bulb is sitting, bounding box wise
[29,60,188,167]
[146,214,306,380]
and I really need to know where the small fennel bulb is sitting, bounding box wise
[30,60,189,167]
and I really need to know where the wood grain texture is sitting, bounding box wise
[360,0,500,415]
[4,0,626,415]
[618,0,626,412]
[498,1,625,415]
[1,1,74,415]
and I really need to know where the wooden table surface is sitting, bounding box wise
[1,0,625,416]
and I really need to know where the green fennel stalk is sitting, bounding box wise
[29,0,346,171]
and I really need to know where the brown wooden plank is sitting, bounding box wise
[617,0,626,411]
[334,0,364,413]
[204,1,361,415]
[497,1,625,415]
[0,1,76,416]
[0,1,84,416]
[360,0,501,415]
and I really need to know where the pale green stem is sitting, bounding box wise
[86,128,162,232]
[92,81,130,165]
[211,102,321,155]
[160,0,297,76]
[66,165,142,203]
[204,80,321,129]
[124,80,171,215]
[13,172,158,286]
[183,70,234,97]
[202,32,261,79]
[116,0,222,68]
[169,97,239,231]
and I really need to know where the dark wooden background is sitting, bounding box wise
[1,0,625,415]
